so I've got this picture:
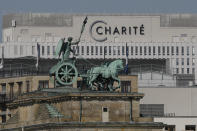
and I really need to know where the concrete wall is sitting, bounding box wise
[139,87,197,116]
[3,13,197,43]
[138,72,176,87]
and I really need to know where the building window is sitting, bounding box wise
[91,46,94,55]
[192,46,195,55]
[17,82,22,96]
[171,46,174,55]
[187,46,189,56]
[144,46,147,55]
[95,46,98,55]
[176,58,179,65]
[109,46,111,55]
[162,46,165,55]
[153,46,156,55]
[87,46,89,55]
[52,46,56,56]
[113,46,116,55]
[104,46,107,56]
[140,104,164,117]
[118,46,120,55]
[135,46,138,55]
[26,81,30,93]
[176,68,179,74]
[182,46,184,55]
[192,58,195,66]
[187,58,190,65]
[165,125,176,131]
[14,45,18,55]
[158,46,161,55]
[72,46,75,55]
[20,45,23,56]
[185,125,196,131]
[121,81,131,93]
[38,80,49,90]
[72,46,76,55]
[148,46,151,55]
[47,46,50,55]
[167,46,169,55]
[42,46,45,56]
[122,46,125,55]
[182,58,184,65]
[76,46,79,55]
[176,46,179,55]
[131,46,133,55]
[182,68,184,74]
[32,46,35,55]
[103,107,108,112]
[81,46,84,55]
[140,46,142,55]
[126,45,129,55]
[187,68,190,74]
[100,46,102,55]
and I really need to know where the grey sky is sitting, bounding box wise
[0,0,197,41]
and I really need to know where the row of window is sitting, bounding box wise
[176,68,195,74]
[1,80,49,99]
[12,45,196,57]
[176,58,195,66]
[74,45,196,56]
[13,45,56,56]
[164,125,195,131]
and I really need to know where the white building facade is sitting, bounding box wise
[140,87,197,131]
[0,13,197,84]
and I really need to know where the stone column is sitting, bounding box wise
[194,45,197,85]
[132,97,140,122]
[195,58,197,85]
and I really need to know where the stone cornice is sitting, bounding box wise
[7,91,144,109]
[0,121,166,131]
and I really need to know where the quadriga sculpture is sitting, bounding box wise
[87,59,124,91]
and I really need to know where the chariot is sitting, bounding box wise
[49,16,124,91]
[50,59,78,86]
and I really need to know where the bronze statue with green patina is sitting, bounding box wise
[86,59,124,91]
[49,17,88,86]
[56,16,88,62]
[56,37,79,62]
[49,16,124,90]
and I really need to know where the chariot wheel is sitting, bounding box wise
[55,62,78,86]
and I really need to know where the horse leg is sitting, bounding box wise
[108,81,113,91]
[89,74,98,90]
[112,75,121,89]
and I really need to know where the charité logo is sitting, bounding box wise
[89,20,145,42]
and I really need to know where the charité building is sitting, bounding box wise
[0,13,170,130]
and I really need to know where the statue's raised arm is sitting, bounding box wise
[71,39,80,45]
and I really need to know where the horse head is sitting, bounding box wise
[108,59,124,71]
[116,59,124,70]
